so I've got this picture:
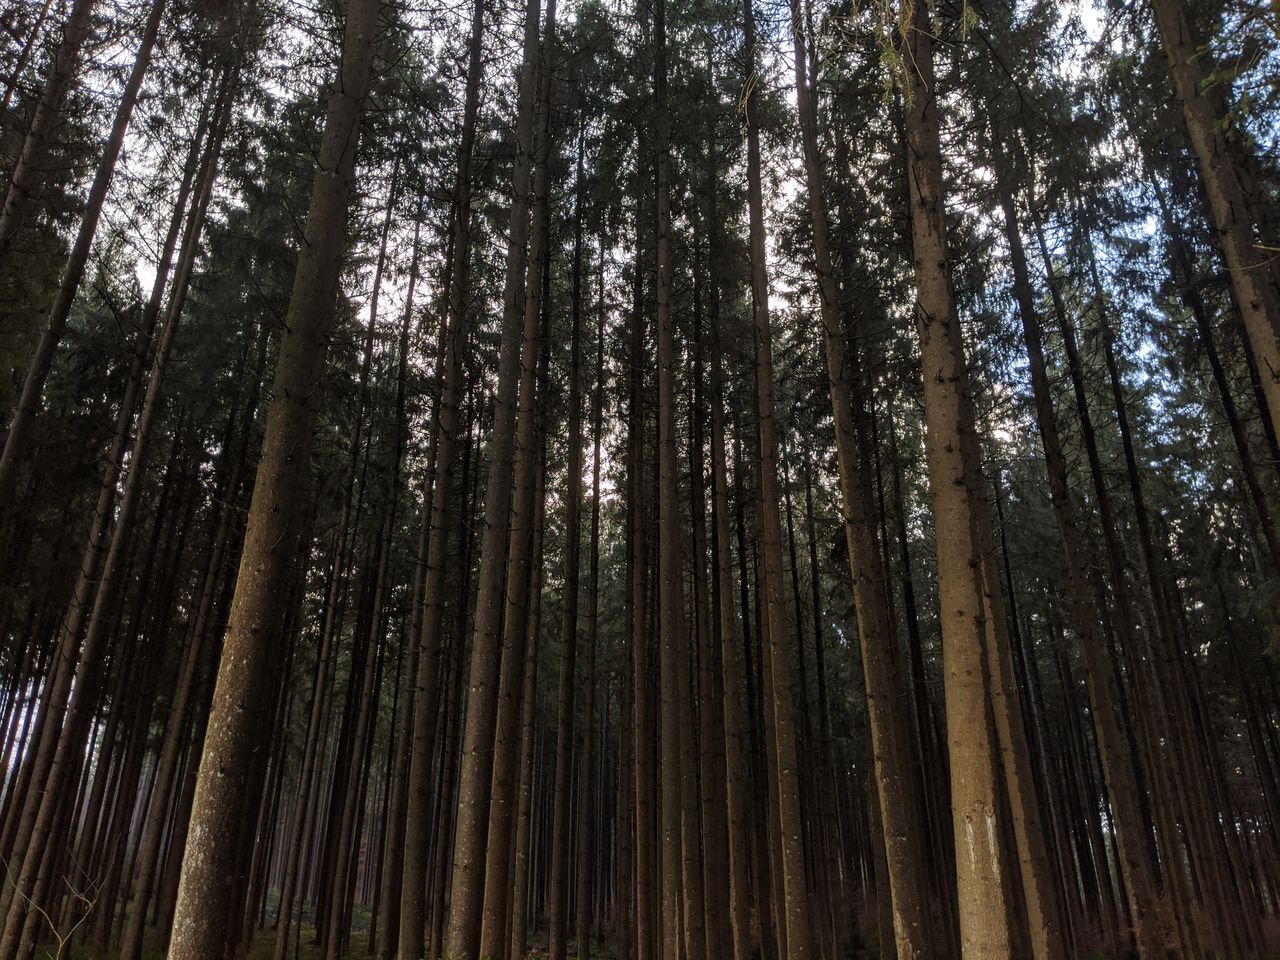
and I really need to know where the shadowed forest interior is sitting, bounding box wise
[0,0,1278,957]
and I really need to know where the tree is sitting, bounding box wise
[166,0,382,954]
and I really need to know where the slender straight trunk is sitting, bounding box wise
[374,205,425,960]
[733,423,780,960]
[575,280,604,958]
[428,551,469,960]
[479,101,558,960]
[789,6,933,955]
[166,1,380,954]
[899,3,1016,954]
[1149,0,1280,444]
[444,0,554,952]
[742,0,810,954]
[691,153,732,960]
[547,131,587,960]
[508,442,547,960]
[991,139,1167,958]
[395,6,487,958]
[803,452,848,952]
[0,0,166,505]
[677,437,707,960]
[652,2,692,955]
[615,444,635,960]
[704,112,753,960]
[628,174,656,960]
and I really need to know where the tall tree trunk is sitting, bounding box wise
[478,112,554,960]
[710,268,753,960]
[789,5,934,955]
[547,128,587,960]
[373,203,426,960]
[652,2,697,956]
[575,238,605,960]
[166,0,381,954]
[627,170,656,960]
[443,0,554,951]
[507,437,547,960]
[394,4,487,957]
[899,3,1015,954]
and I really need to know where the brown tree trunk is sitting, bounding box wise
[627,171,656,960]
[480,132,553,960]
[899,3,1016,954]
[710,269,753,960]
[693,140,735,960]
[372,204,426,960]
[789,6,934,955]
[166,0,381,954]
[741,1,810,955]
[651,2,698,956]
[443,0,555,952]
[508,437,547,960]
[0,54,230,954]
[575,230,605,960]
[548,128,587,960]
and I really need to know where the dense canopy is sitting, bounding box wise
[0,0,1278,958]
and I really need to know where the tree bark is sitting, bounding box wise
[899,3,1017,954]
[166,1,381,954]
[575,236,605,960]
[740,2,811,957]
[442,0,554,951]
[547,129,587,960]
[790,6,935,954]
